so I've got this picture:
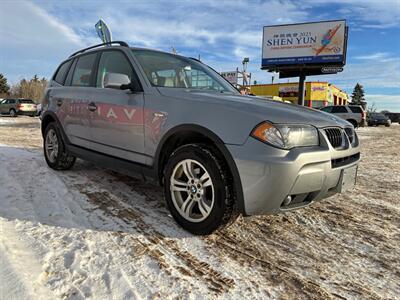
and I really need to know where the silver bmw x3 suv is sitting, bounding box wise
[41,41,360,235]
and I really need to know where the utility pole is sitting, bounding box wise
[298,70,306,106]
[242,57,249,86]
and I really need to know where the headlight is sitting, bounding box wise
[251,122,319,149]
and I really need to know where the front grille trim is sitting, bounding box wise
[331,152,360,168]
[325,128,344,148]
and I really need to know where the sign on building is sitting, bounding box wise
[262,20,347,69]
[279,85,298,97]
[220,71,238,85]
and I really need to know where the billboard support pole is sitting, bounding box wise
[298,70,306,106]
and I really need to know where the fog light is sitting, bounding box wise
[283,195,292,206]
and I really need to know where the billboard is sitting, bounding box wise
[220,71,238,85]
[262,20,347,69]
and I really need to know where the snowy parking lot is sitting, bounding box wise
[1,116,399,299]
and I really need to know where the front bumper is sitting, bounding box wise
[227,128,361,216]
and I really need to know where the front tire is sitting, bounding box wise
[164,144,237,235]
[44,122,76,170]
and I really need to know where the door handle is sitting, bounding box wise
[88,102,97,112]
[153,112,166,118]
[56,99,63,107]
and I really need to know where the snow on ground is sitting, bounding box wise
[0,117,399,299]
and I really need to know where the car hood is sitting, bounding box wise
[158,88,351,128]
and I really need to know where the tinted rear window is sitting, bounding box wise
[331,106,348,113]
[54,60,72,85]
[19,99,34,104]
[71,54,97,87]
[349,106,362,113]
[321,106,332,113]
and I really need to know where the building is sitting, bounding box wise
[250,82,349,108]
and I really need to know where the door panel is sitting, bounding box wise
[88,50,146,163]
[57,52,97,148]
[89,89,146,163]
[54,86,92,148]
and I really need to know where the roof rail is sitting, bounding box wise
[69,41,129,58]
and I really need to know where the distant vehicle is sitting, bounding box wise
[367,113,391,127]
[319,105,366,128]
[41,41,360,235]
[0,99,37,117]
[383,112,400,124]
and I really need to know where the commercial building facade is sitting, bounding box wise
[250,82,348,108]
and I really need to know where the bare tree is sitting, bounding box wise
[10,75,48,103]
[367,102,377,113]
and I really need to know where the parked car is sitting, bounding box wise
[367,112,391,127]
[0,98,37,117]
[319,105,366,128]
[41,41,361,235]
[383,112,400,124]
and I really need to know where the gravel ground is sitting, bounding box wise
[0,116,399,299]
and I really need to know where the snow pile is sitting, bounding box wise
[1,118,399,299]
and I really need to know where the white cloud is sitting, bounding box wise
[354,52,399,63]
[1,0,398,94]
[365,94,400,112]
[305,0,400,29]
[0,1,83,50]
[306,59,400,90]
[366,94,400,102]
[0,0,90,81]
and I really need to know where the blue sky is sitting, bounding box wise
[1,0,399,111]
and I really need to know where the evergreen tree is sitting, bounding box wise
[351,83,365,105]
[0,73,10,94]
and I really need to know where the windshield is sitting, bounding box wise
[132,50,238,94]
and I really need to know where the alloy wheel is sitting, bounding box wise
[45,128,59,163]
[170,159,214,222]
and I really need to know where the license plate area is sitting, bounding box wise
[339,165,358,192]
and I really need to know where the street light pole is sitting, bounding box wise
[298,70,306,106]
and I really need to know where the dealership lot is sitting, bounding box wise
[1,117,399,299]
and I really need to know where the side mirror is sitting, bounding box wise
[104,73,131,90]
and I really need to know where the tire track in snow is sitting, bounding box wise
[75,186,235,295]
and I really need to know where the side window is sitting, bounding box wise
[151,69,177,87]
[54,60,72,85]
[96,51,136,88]
[9,99,16,104]
[65,59,77,86]
[321,107,332,113]
[332,106,348,113]
[71,54,97,87]
[349,106,362,113]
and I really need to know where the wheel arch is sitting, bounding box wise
[41,111,70,144]
[346,118,358,127]
[154,124,245,214]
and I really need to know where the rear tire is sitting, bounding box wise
[9,109,16,117]
[44,122,76,170]
[164,144,238,235]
